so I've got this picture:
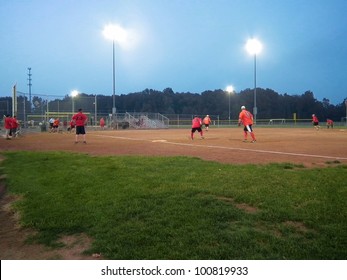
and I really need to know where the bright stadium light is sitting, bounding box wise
[246,38,262,55]
[71,90,79,113]
[246,38,262,124]
[102,24,128,44]
[226,85,234,124]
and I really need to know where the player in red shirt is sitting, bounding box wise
[68,120,75,133]
[72,108,88,143]
[11,116,19,137]
[326,118,334,129]
[53,118,60,133]
[312,114,320,130]
[191,115,204,140]
[203,115,211,131]
[100,117,105,130]
[238,106,256,143]
[4,114,12,140]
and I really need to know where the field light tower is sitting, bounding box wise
[246,38,262,124]
[27,67,32,113]
[71,90,79,113]
[103,24,127,122]
[226,85,234,124]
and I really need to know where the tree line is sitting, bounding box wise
[1,87,346,121]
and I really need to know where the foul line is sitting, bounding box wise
[91,134,347,161]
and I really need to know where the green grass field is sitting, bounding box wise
[1,151,347,259]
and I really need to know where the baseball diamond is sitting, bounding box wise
[1,127,346,167]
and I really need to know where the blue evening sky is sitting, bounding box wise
[1,0,346,104]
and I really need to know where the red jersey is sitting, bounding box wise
[312,115,319,123]
[72,112,88,126]
[11,117,19,129]
[203,116,211,125]
[100,118,105,127]
[192,117,202,128]
[4,116,12,129]
[238,110,253,126]
[53,119,60,126]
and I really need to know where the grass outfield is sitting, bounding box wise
[1,151,347,259]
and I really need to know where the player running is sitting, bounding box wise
[312,114,320,130]
[191,115,204,140]
[238,106,256,143]
[203,115,211,131]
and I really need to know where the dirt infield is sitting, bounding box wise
[1,127,347,167]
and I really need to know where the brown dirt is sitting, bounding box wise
[0,127,346,259]
[0,194,102,260]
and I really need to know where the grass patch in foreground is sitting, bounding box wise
[1,151,347,259]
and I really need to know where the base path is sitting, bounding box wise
[0,127,346,259]
[1,127,346,167]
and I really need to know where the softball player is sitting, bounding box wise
[238,106,256,143]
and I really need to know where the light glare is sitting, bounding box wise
[71,90,79,97]
[103,24,128,44]
[246,38,262,55]
[226,85,234,93]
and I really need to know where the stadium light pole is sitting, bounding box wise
[103,24,127,124]
[246,38,262,124]
[71,90,79,113]
[94,94,97,126]
[226,85,234,125]
[46,97,49,123]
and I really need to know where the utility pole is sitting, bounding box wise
[28,67,32,113]
[12,84,17,117]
